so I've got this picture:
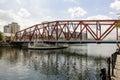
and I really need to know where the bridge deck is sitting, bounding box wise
[12,40,120,44]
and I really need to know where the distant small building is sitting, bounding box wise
[117,13,120,20]
[4,22,20,42]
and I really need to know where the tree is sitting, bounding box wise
[0,32,4,42]
[115,21,120,28]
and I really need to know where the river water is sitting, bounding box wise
[0,44,117,80]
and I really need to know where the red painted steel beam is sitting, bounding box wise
[78,25,86,40]
[55,21,59,40]
[82,22,98,40]
[116,27,118,40]
[101,26,115,40]
[12,20,120,42]
[98,21,116,40]
[29,25,37,41]
[20,30,27,41]
[70,22,81,40]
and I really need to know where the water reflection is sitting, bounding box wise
[69,44,117,57]
[0,46,107,80]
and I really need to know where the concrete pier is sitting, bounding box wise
[111,51,120,80]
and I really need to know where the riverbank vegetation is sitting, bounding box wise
[0,32,4,42]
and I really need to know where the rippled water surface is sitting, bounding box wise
[0,44,117,80]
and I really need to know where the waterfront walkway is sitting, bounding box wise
[111,52,120,80]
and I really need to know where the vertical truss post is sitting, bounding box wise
[86,27,88,40]
[116,27,118,40]
[96,21,98,40]
[55,21,59,40]
[80,22,82,40]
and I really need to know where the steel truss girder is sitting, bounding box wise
[13,20,120,41]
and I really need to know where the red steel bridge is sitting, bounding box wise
[13,20,120,44]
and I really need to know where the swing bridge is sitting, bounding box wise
[12,20,120,44]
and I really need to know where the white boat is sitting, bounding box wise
[28,42,68,50]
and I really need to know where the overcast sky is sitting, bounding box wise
[0,0,120,32]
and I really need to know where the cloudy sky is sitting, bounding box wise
[0,0,120,32]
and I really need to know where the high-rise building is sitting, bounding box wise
[4,25,11,33]
[4,22,20,42]
[4,22,20,34]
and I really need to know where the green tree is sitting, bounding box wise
[115,21,120,28]
[0,32,4,42]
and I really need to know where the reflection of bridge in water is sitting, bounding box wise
[27,49,106,80]
[12,20,120,44]
[0,47,107,80]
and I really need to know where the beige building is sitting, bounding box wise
[4,22,20,34]
[4,22,20,42]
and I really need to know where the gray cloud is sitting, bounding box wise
[0,10,14,22]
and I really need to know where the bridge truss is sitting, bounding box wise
[13,20,120,42]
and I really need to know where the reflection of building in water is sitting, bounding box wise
[0,47,20,64]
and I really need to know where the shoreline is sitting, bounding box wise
[0,42,17,47]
